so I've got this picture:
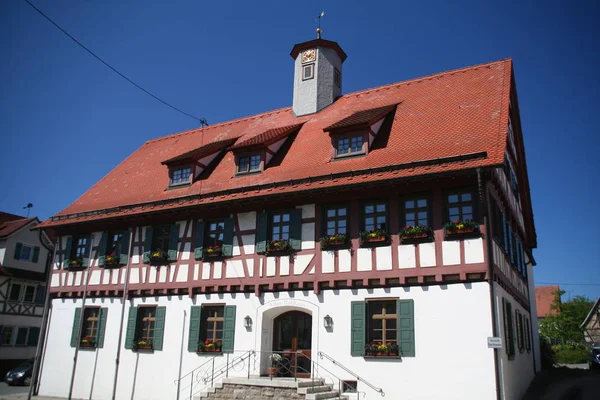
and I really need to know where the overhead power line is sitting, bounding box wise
[536,282,600,287]
[22,0,206,124]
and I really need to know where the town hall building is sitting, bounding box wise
[36,34,540,400]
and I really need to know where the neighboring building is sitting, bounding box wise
[535,285,560,319]
[581,297,600,345]
[0,212,53,378]
[37,36,539,400]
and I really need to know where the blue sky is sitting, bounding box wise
[1,0,598,299]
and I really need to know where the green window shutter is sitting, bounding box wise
[32,246,40,263]
[188,306,202,352]
[97,231,108,267]
[63,236,73,268]
[222,305,236,353]
[27,327,40,346]
[70,308,82,347]
[194,220,205,260]
[82,234,92,267]
[14,242,22,260]
[398,299,415,357]
[289,208,303,251]
[221,218,235,257]
[255,212,268,254]
[168,224,179,261]
[153,306,167,351]
[124,306,138,349]
[350,301,366,356]
[96,308,108,348]
[142,227,153,264]
[118,231,130,265]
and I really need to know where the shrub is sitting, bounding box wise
[551,343,588,364]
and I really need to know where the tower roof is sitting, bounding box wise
[290,38,347,61]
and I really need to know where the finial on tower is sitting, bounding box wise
[315,11,325,39]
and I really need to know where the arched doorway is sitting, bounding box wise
[272,311,312,377]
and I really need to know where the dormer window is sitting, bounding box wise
[171,166,192,186]
[336,135,365,157]
[236,153,262,175]
[302,63,315,81]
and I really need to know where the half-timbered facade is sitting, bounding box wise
[37,37,539,400]
[0,213,53,378]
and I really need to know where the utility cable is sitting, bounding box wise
[22,0,206,124]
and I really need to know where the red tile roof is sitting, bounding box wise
[0,217,36,238]
[535,286,561,318]
[162,137,239,165]
[0,211,24,224]
[324,104,398,131]
[229,124,304,150]
[40,59,514,228]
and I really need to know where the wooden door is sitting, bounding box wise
[273,311,312,377]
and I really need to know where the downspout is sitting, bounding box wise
[478,168,502,400]
[28,233,56,399]
[68,234,94,400]
[111,228,135,400]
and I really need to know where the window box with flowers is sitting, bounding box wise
[364,341,400,357]
[359,229,389,247]
[134,337,153,351]
[320,233,350,250]
[149,250,169,266]
[400,225,433,244]
[80,335,97,349]
[67,256,85,270]
[203,246,223,259]
[266,239,292,255]
[104,253,122,268]
[444,220,480,240]
[198,339,222,353]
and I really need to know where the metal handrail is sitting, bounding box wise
[318,351,385,397]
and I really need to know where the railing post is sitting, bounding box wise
[211,358,215,388]
[226,353,230,378]
[338,380,341,399]
[294,352,298,382]
[247,351,251,379]
[189,373,193,400]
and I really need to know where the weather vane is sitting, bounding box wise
[315,11,325,39]
[23,203,33,218]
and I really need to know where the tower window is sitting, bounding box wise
[302,63,315,81]
[334,68,341,87]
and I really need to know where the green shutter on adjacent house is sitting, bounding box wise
[63,236,73,268]
[194,220,205,260]
[82,234,92,267]
[168,224,180,261]
[153,306,167,351]
[27,327,40,346]
[188,306,202,352]
[142,227,153,264]
[221,218,235,257]
[124,306,138,349]
[350,301,366,356]
[32,246,40,263]
[398,299,415,357]
[97,308,108,348]
[289,208,303,251]
[222,305,236,353]
[255,212,268,254]
[70,308,82,347]
[14,242,22,260]
[119,231,130,265]
[97,231,108,267]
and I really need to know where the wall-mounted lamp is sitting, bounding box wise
[324,315,333,329]
[244,315,252,329]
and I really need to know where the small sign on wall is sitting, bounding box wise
[487,337,503,349]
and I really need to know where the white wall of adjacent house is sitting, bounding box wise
[3,222,49,273]
[494,283,535,400]
[39,282,496,400]
[526,263,542,373]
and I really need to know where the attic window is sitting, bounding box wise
[334,68,341,87]
[303,63,314,80]
[237,153,262,175]
[171,167,192,186]
[336,135,364,157]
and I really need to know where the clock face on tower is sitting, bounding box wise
[301,49,316,63]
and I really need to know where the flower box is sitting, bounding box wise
[400,225,433,244]
[198,340,222,353]
[135,344,153,350]
[365,342,399,357]
[320,234,350,250]
[134,338,153,351]
[360,230,389,247]
[444,220,480,240]
[266,240,292,255]
[80,340,96,348]
[149,251,169,265]
[204,246,223,259]
[104,254,122,268]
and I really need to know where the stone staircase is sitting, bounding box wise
[197,377,349,400]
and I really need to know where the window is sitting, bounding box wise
[334,68,341,87]
[525,317,531,352]
[72,235,89,259]
[336,136,364,157]
[367,300,397,345]
[171,167,192,185]
[23,285,36,303]
[107,231,125,256]
[20,245,32,261]
[71,307,108,348]
[206,220,225,248]
[35,286,45,305]
[271,212,290,241]
[27,327,40,347]
[14,243,40,262]
[152,224,171,253]
[200,306,224,342]
[302,63,314,80]
[15,327,28,346]
[503,155,519,200]
[1,327,14,345]
[83,308,100,342]
[324,205,347,236]
[237,154,261,174]
[363,202,387,231]
[143,224,178,264]
[502,298,515,358]
[125,306,165,351]
[8,283,21,302]
[137,307,157,345]
[447,191,474,221]
[403,197,429,227]
[516,310,524,352]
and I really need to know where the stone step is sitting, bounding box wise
[298,384,335,394]
[305,390,348,400]
[297,378,325,388]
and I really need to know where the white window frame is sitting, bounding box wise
[302,63,315,81]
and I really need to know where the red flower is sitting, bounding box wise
[378,341,382,345]
[205,340,210,344]
[455,220,459,223]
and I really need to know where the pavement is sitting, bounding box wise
[521,365,600,400]
[0,383,70,400]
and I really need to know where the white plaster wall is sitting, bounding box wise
[494,283,536,400]
[4,221,49,273]
[39,283,496,400]
[526,263,542,373]
[0,239,6,265]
